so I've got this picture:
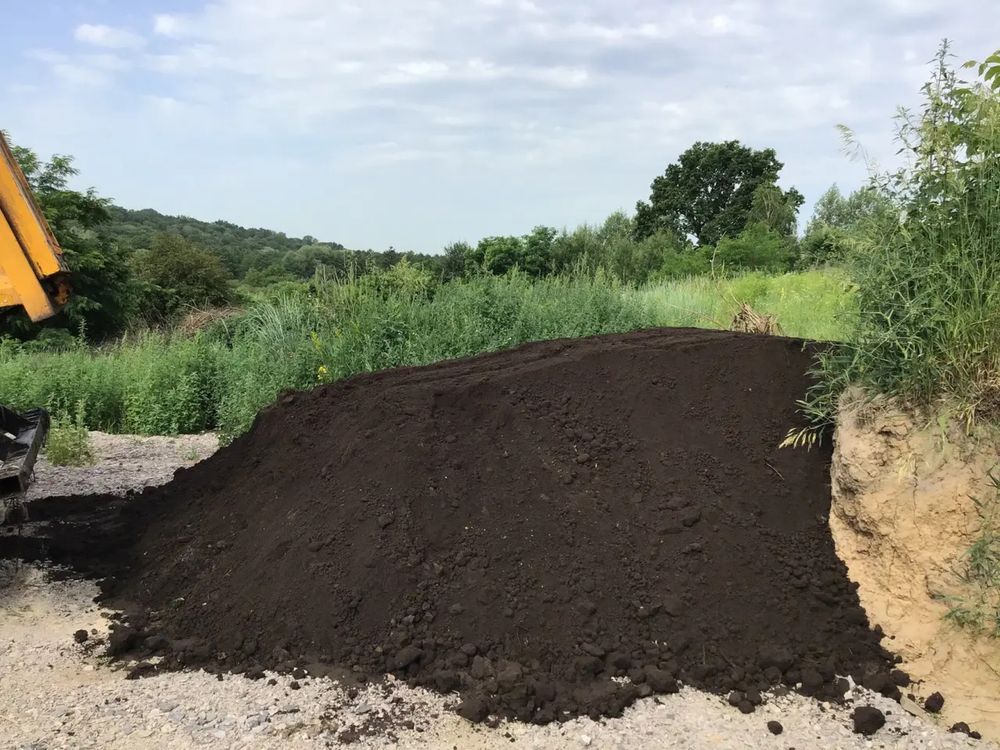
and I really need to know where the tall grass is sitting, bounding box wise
[0,269,850,440]
[0,273,652,439]
[45,401,96,467]
[310,271,653,381]
[796,48,1000,432]
[634,268,855,341]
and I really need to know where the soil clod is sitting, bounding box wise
[925,692,945,714]
[852,706,886,735]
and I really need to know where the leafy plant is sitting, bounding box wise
[945,471,1000,636]
[711,223,795,274]
[788,44,1000,440]
[132,233,236,323]
[634,140,802,246]
[181,446,202,462]
[45,401,95,467]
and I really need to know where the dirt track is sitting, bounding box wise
[1,432,990,748]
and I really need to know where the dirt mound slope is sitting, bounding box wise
[43,328,897,722]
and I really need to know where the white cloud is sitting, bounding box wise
[153,14,183,37]
[83,53,130,72]
[144,95,184,115]
[395,61,451,79]
[51,63,112,87]
[25,49,119,87]
[6,0,999,250]
[379,58,588,88]
[708,14,733,33]
[6,83,41,95]
[527,20,673,43]
[357,141,453,166]
[74,24,145,50]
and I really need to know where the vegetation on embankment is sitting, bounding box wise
[817,47,1000,647]
[947,471,1000,636]
[0,269,850,441]
[792,47,1000,436]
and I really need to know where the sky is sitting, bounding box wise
[0,1,996,252]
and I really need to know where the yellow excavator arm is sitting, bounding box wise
[0,132,71,322]
[0,131,71,500]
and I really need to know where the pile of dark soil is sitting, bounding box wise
[30,328,900,722]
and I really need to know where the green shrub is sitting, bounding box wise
[815,48,1000,425]
[45,401,95,467]
[711,223,794,273]
[945,471,1000,636]
[132,233,235,322]
[122,336,224,435]
[798,224,852,268]
[657,247,711,280]
[798,186,894,269]
[20,328,82,353]
[784,47,1000,450]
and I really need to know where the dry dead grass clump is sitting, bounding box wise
[176,307,241,336]
[730,303,783,335]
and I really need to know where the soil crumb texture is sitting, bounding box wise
[39,328,898,724]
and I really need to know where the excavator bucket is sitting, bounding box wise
[0,405,49,499]
[0,132,69,502]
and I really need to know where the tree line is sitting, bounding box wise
[1,136,882,344]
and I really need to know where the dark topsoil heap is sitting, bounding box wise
[42,328,901,722]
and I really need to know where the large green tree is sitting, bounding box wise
[634,141,801,246]
[440,241,472,281]
[798,185,893,267]
[4,140,136,340]
[474,236,524,275]
[521,226,556,277]
[132,233,234,322]
[746,182,804,239]
[712,223,794,272]
[281,243,348,278]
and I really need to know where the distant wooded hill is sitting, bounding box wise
[102,206,439,283]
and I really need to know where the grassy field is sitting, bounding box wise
[635,268,854,341]
[0,269,853,440]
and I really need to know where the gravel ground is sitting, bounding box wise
[25,431,219,500]
[1,432,993,749]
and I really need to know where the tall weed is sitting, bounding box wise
[1,268,850,440]
[795,46,1000,436]
[45,401,95,467]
